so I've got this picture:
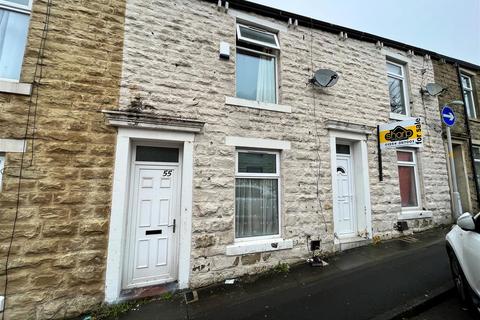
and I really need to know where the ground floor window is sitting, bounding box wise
[474,146,480,190]
[235,150,280,239]
[397,149,420,209]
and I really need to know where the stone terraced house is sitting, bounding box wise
[432,60,480,215]
[0,0,478,318]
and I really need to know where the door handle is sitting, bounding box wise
[168,219,176,233]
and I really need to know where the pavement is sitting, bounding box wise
[118,227,453,320]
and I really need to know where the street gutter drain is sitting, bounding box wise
[184,290,199,304]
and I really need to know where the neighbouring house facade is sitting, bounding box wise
[0,0,477,319]
[432,60,480,215]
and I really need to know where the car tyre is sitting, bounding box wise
[448,249,480,319]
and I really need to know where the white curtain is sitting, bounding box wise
[0,9,29,80]
[256,55,275,103]
[235,178,278,238]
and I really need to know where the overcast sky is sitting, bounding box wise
[250,0,480,65]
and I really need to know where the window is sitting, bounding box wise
[235,150,280,239]
[236,24,279,104]
[0,0,32,81]
[0,154,4,191]
[461,74,477,119]
[473,146,480,189]
[397,150,420,209]
[387,61,409,116]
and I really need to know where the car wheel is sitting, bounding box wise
[448,251,468,303]
[448,250,480,318]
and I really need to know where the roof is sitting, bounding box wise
[204,0,480,71]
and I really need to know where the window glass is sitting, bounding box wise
[238,25,278,47]
[3,0,30,6]
[398,165,418,207]
[0,154,4,191]
[0,9,29,80]
[135,146,179,162]
[235,178,278,238]
[461,75,471,89]
[388,76,406,115]
[474,147,480,189]
[236,49,276,104]
[336,144,350,155]
[238,152,276,173]
[397,151,413,162]
[387,62,402,76]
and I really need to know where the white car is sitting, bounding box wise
[446,212,480,317]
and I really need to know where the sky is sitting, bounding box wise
[250,0,480,65]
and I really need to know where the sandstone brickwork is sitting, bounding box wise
[433,60,480,213]
[0,0,126,319]
[119,0,452,290]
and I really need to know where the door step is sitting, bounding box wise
[334,236,371,252]
[120,281,178,300]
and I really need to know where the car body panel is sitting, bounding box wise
[446,214,480,301]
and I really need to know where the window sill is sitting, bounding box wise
[225,96,291,113]
[389,112,412,121]
[398,210,433,220]
[0,80,32,96]
[225,238,293,256]
[468,117,480,123]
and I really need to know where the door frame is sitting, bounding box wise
[105,128,194,303]
[447,140,472,213]
[329,130,372,242]
[123,145,182,289]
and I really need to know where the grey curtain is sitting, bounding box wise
[235,178,278,238]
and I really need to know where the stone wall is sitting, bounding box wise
[120,0,452,289]
[432,60,480,213]
[0,0,126,319]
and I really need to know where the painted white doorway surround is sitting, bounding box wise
[335,150,356,237]
[124,161,180,289]
[104,127,194,303]
[329,128,372,246]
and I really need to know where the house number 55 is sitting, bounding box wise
[163,169,173,177]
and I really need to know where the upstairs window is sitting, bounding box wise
[387,60,409,117]
[236,24,279,104]
[461,74,477,119]
[0,0,32,81]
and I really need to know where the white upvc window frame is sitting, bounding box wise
[461,73,477,119]
[387,60,410,120]
[0,0,33,82]
[236,24,280,50]
[397,149,422,211]
[473,145,480,187]
[0,153,5,191]
[234,149,281,242]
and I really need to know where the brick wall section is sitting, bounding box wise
[120,0,451,289]
[432,60,480,213]
[0,0,126,319]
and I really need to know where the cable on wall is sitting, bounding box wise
[308,18,328,235]
[1,1,53,318]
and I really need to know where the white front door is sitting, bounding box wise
[335,152,356,237]
[124,161,180,289]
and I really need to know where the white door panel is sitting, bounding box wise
[124,165,179,288]
[335,155,356,236]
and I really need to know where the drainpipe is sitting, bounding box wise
[456,64,480,209]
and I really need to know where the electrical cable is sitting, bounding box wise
[309,19,328,234]
[1,1,52,318]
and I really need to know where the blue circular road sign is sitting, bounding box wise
[441,106,456,127]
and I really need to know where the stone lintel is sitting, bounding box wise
[325,119,374,135]
[102,110,205,133]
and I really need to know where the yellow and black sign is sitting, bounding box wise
[379,118,423,149]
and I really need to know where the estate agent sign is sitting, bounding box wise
[378,117,423,150]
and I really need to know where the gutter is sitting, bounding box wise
[456,64,480,208]
[204,0,480,71]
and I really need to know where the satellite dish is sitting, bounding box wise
[311,69,339,87]
[424,83,445,96]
